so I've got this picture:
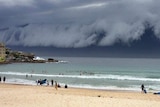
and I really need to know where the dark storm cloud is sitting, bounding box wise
[0,0,160,47]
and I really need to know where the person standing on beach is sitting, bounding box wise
[55,81,58,90]
[51,79,54,86]
[141,84,144,92]
[3,76,6,83]
[0,76,1,83]
[141,84,144,91]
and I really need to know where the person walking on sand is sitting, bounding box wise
[0,76,1,83]
[141,84,147,93]
[55,81,58,90]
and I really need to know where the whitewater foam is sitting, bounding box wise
[1,71,160,82]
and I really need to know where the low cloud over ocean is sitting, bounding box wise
[0,0,160,49]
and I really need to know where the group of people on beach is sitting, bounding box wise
[0,76,6,83]
[36,79,68,90]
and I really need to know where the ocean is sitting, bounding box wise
[0,57,160,92]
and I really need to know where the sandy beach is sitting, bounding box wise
[0,83,160,107]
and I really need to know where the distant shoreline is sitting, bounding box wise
[0,58,59,64]
[2,82,140,92]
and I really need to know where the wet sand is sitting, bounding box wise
[0,83,160,107]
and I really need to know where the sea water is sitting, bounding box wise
[0,57,160,92]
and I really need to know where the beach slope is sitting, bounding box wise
[0,84,160,107]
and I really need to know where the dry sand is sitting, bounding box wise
[0,83,160,107]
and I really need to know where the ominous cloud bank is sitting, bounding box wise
[0,0,160,48]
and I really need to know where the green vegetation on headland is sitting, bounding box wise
[2,48,58,64]
[0,57,5,62]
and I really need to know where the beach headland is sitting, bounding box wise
[0,83,160,107]
[2,48,59,64]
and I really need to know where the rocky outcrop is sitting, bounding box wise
[4,48,58,63]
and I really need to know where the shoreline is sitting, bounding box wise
[0,83,156,96]
[1,81,156,93]
[3,81,142,92]
[1,79,157,93]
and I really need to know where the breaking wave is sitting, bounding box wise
[1,71,160,82]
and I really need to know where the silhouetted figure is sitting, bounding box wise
[26,74,28,78]
[3,76,6,83]
[65,84,68,88]
[51,79,54,86]
[141,84,147,93]
[0,76,1,82]
[141,84,144,92]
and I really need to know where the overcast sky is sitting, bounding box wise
[0,0,160,55]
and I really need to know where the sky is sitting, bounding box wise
[0,0,160,57]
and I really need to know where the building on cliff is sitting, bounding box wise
[0,43,6,62]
